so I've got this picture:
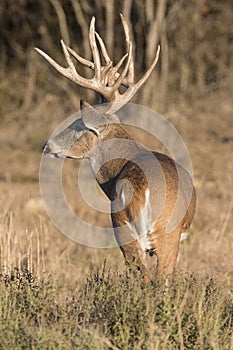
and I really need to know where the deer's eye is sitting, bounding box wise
[88,128,99,137]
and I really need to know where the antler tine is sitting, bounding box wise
[60,40,77,71]
[114,53,128,73]
[89,17,101,80]
[106,44,160,114]
[34,45,69,77]
[120,13,134,85]
[95,30,131,88]
[35,40,99,90]
[133,45,160,92]
[35,40,84,85]
[95,31,112,65]
[111,43,132,92]
[66,46,94,70]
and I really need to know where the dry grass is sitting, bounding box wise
[0,260,232,349]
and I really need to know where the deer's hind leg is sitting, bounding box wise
[154,227,181,283]
[119,241,151,282]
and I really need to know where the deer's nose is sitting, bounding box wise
[43,140,60,158]
[43,142,50,155]
[43,141,53,155]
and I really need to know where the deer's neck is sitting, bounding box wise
[88,124,139,200]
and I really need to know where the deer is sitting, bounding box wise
[35,14,196,283]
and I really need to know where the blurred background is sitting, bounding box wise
[0,0,232,283]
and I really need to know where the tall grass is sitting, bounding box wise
[0,264,232,350]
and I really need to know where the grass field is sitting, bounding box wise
[0,266,232,349]
[0,82,232,349]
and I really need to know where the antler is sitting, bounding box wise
[35,14,160,113]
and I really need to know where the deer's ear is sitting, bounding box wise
[81,99,120,134]
[80,100,100,134]
[80,99,92,111]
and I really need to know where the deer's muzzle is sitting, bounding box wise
[43,139,67,158]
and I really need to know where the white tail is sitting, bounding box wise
[36,15,196,283]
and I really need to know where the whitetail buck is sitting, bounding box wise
[35,15,196,283]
